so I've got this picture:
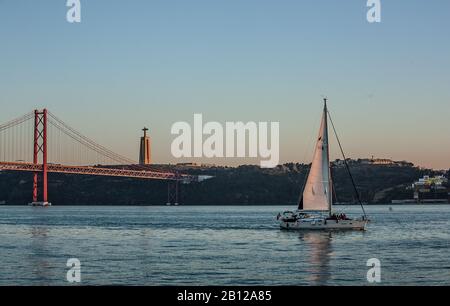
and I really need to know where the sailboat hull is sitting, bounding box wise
[279,218,367,231]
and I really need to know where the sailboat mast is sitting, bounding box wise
[323,98,333,215]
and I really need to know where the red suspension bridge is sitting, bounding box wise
[0,109,197,205]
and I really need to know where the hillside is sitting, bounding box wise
[0,162,445,205]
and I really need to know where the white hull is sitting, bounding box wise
[277,211,368,231]
[279,218,367,230]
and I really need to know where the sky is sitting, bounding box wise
[1,0,449,169]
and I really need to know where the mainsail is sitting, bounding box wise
[299,100,332,212]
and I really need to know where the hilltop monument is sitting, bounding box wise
[139,127,151,165]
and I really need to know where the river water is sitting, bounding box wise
[0,205,449,285]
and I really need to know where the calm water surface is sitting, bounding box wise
[0,205,449,285]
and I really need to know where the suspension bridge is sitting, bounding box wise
[0,109,198,206]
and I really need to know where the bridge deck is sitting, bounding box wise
[0,162,196,182]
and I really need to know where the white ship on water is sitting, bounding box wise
[277,99,368,230]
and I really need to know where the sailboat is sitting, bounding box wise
[277,99,368,230]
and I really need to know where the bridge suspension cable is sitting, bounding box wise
[0,112,34,163]
[0,109,196,205]
[0,110,179,174]
[47,111,137,165]
[0,111,34,132]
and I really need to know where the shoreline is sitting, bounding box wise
[1,203,450,207]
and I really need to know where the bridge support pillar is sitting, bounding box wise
[32,174,38,202]
[167,180,179,205]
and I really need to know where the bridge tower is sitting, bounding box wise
[31,109,50,206]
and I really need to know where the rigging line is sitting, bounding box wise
[327,109,367,219]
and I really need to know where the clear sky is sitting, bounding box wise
[1,1,449,169]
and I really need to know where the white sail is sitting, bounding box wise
[301,102,332,212]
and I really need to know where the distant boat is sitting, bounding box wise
[277,99,368,230]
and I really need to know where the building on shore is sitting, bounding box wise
[412,175,449,203]
[359,156,414,167]
[176,162,217,168]
[332,157,414,168]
